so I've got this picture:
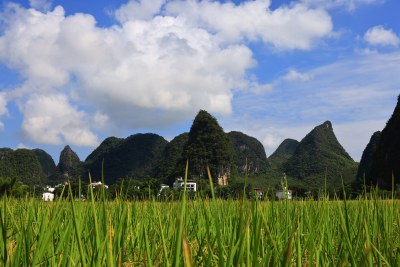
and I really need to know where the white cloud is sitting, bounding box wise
[301,0,384,11]
[283,69,313,82]
[364,25,400,47]
[115,0,166,21]
[29,0,52,12]
[226,51,400,160]
[21,94,99,147]
[0,93,8,131]
[17,143,31,149]
[166,0,333,50]
[0,1,334,146]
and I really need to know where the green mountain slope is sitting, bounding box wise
[268,139,299,169]
[185,110,233,181]
[370,95,400,188]
[57,145,83,179]
[85,137,124,165]
[84,133,168,184]
[284,121,358,191]
[33,149,56,177]
[157,133,189,184]
[356,131,381,184]
[0,148,45,185]
[228,131,269,176]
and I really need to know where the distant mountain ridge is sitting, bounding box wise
[7,107,399,193]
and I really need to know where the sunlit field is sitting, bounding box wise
[1,187,399,266]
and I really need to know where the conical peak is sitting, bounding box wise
[59,145,80,162]
[62,145,72,151]
[280,138,299,147]
[321,120,332,130]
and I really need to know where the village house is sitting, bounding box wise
[42,192,54,201]
[89,181,109,189]
[173,177,197,192]
[158,184,170,196]
[217,174,228,186]
[276,187,293,200]
[253,188,263,200]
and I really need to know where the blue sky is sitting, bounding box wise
[0,0,399,163]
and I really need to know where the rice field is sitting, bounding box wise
[1,186,399,266]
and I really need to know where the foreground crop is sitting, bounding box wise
[0,196,399,266]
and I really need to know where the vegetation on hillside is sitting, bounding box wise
[370,95,400,188]
[284,121,358,191]
[32,149,56,177]
[268,138,299,170]
[0,148,45,185]
[57,145,83,179]
[184,110,233,181]
[84,133,168,184]
[228,131,269,176]
[357,131,381,184]
[156,133,189,184]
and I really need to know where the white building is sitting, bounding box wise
[253,188,263,200]
[90,181,109,189]
[42,192,54,201]
[45,186,55,192]
[173,177,197,192]
[276,187,293,200]
[158,184,170,196]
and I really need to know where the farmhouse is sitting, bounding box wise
[45,186,55,192]
[173,177,197,192]
[276,187,293,200]
[217,174,228,186]
[89,181,109,189]
[253,188,263,200]
[158,184,170,195]
[42,192,54,201]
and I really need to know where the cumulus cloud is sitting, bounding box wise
[0,1,333,146]
[166,0,332,50]
[29,0,52,12]
[21,94,99,147]
[115,0,166,21]
[364,25,400,47]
